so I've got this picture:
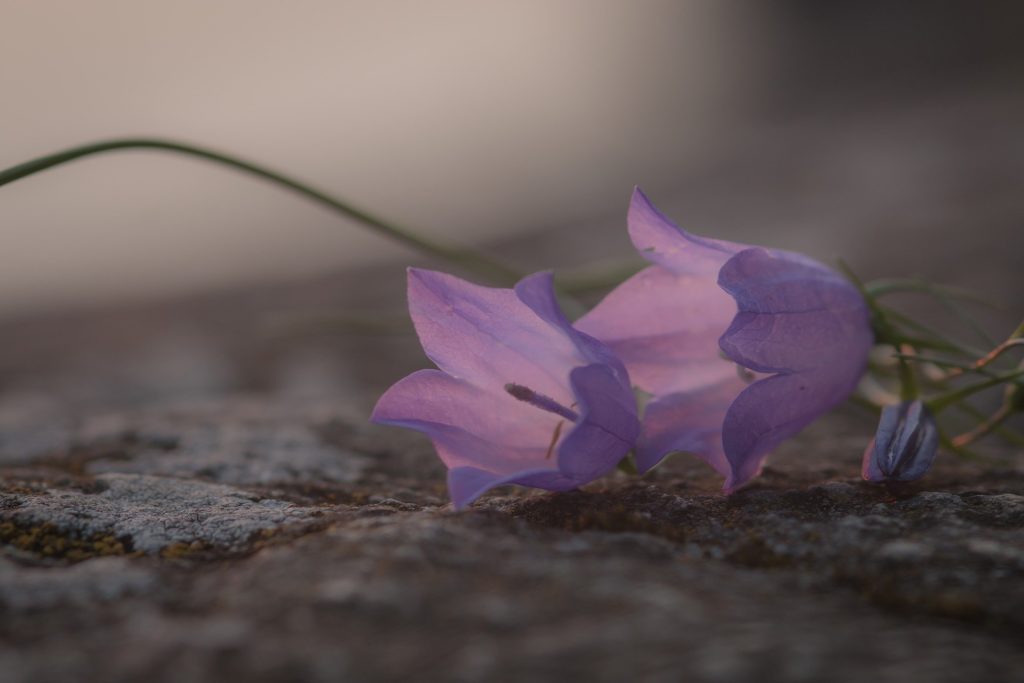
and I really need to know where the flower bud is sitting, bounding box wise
[862,400,939,483]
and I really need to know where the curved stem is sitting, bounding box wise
[952,404,1012,448]
[928,367,1024,413]
[865,278,996,308]
[954,401,1024,447]
[0,138,522,284]
[943,338,1024,380]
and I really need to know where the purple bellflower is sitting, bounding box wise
[862,400,939,483]
[576,189,873,490]
[372,268,640,509]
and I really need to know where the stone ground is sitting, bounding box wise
[0,261,1022,683]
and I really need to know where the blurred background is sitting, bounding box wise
[1,1,1022,406]
[2,1,1021,316]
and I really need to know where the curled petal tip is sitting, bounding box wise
[630,185,652,207]
[405,265,431,281]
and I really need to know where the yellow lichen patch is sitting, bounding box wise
[159,540,211,559]
[0,520,130,562]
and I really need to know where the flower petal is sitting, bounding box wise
[375,271,642,508]
[628,187,744,276]
[448,466,576,510]
[444,362,643,509]
[581,192,872,490]
[720,374,837,489]
[634,377,749,475]
[371,369,556,474]
[556,364,640,481]
[514,271,629,382]
[576,265,737,396]
[716,248,873,489]
[717,248,872,374]
[407,268,583,403]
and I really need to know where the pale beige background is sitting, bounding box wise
[2,2,1021,319]
[1,1,770,315]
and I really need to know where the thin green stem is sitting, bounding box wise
[840,262,919,402]
[880,308,984,357]
[893,345,919,401]
[953,401,1024,446]
[867,276,998,351]
[928,367,1024,413]
[891,352,1000,375]
[865,278,996,308]
[838,260,892,341]
[952,404,1012,448]
[938,428,1008,465]
[943,337,1024,380]
[839,261,922,398]
[0,138,523,285]
[939,430,978,461]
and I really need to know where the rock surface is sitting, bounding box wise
[1,360,1022,683]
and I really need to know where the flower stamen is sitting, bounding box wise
[545,420,566,460]
[504,383,580,422]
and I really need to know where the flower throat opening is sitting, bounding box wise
[505,383,580,460]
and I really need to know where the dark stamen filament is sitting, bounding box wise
[504,383,580,422]
[545,421,566,459]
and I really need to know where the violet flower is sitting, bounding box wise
[576,189,873,490]
[372,268,640,508]
[862,400,939,483]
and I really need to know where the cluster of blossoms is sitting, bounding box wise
[4,140,1014,505]
[374,189,1017,508]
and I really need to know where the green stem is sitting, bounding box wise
[952,404,1012,448]
[928,367,1024,413]
[954,401,1024,447]
[865,278,996,308]
[937,429,1004,464]
[880,308,984,357]
[837,260,891,339]
[866,278,997,347]
[838,261,919,398]
[943,337,1024,380]
[891,352,1000,376]
[0,138,523,285]
[939,430,976,460]
[897,353,917,401]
